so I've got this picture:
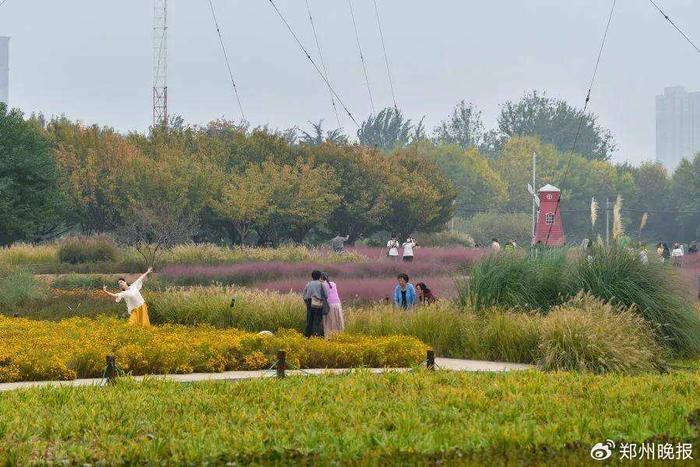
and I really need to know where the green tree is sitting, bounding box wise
[416,142,507,217]
[380,148,456,237]
[433,100,485,149]
[498,91,615,161]
[357,107,424,151]
[671,154,700,240]
[0,105,64,244]
[299,120,349,146]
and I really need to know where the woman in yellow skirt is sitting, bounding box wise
[102,267,153,326]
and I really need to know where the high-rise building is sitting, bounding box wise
[656,86,700,172]
[0,37,8,105]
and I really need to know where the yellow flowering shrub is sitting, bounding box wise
[0,316,427,382]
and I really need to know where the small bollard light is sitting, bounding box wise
[276,350,286,378]
[105,355,118,384]
[427,350,435,371]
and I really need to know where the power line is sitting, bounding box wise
[372,0,397,109]
[0,0,9,8]
[545,0,617,246]
[305,0,342,129]
[267,0,359,127]
[207,0,246,121]
[347,0,375,115]
[648,0,700,56]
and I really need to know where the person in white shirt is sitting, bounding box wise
[386,236,400,259]
[102,268,153,326]
[402,237,417,262]
[671,243,684,265]
[491,238,501,253]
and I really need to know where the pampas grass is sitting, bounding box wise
[590,197,598,227]
[612,195,624,240]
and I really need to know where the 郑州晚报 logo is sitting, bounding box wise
[590,440,616,460]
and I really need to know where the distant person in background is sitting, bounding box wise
[639,248,649,265]
[688,241,698,255]
[656,243,665,261]
[671,243,684,265]
[320,272,344,337]
[491,238,501,253]
[331,234,350,253]
[386,235,400,259]
[102,267,154,326]
[504,240,515,252]
[393,273,417,309]
[415,282,436,305]
[402,237,417,262]
[662,243,671,262]
[302,270,328,338]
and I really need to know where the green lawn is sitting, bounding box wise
[1,370,698,464]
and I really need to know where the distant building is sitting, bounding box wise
[0,37,7,105]
[656,86,700,172]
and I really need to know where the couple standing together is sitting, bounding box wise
[302,270,345,338]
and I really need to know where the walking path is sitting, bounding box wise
[0,358,533,392]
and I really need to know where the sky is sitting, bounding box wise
[1,0,699,165]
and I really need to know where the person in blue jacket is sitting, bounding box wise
[393,273,417,309]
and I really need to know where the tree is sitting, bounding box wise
[209,164,271,245]
[357,107,424,151]
[0,105,64,244]
[671,154,700,240]
[497,90,615,161]
[380,148,456,237]
[299,120,349,146]
[433,100,485,149]
[631,162,671,240]
[416,142,507,218]
[307,143,389,241]
[253,160,341,244]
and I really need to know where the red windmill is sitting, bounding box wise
[532,184,566,246]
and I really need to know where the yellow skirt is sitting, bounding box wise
[128,303,151,326]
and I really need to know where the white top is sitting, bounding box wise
[387,240,400,256]
[671,248,684,257]
[402,240,415,257]
[491,241,501,252]
[115,277,145,313]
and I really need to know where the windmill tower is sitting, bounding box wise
[153,0,168,128]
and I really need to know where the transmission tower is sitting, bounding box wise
[153,0,168,128]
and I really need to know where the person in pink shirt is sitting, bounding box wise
[321,272,345,337]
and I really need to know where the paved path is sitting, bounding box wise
[0,358,533,393]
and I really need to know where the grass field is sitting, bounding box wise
[0,370,698,464]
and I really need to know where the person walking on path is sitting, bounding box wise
[102,268,154,326]
[386,235,400,259]
[491,238,501,253]
[688,241,698,255]
[393,273,417,309]
[662,242,671,262]
[302,270,328,338]
[671,242,684,266]
[402,237,417,262]
[321,272,345,337]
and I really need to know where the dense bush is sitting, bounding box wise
[466,246,700,355]
[0,316,427,382]
[58,235,118,264]
[538,294,667,374]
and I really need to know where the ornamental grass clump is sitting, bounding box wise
[58,235,118,264]
[0,242,58,265]
[467,250,568,311]
[538,293,667,374]
[566,246,700,355]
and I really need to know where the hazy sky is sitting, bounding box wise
[1,0,699,164]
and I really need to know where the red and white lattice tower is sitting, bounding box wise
[153,0,168,128]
